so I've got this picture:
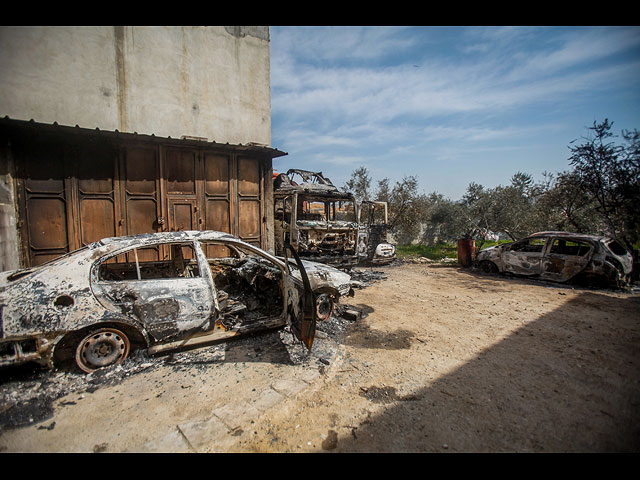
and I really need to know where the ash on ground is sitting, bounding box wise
[0,302,371,431]
[348,268,388,289]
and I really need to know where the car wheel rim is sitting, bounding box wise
[75,328,130,373]
[316,294,334,321]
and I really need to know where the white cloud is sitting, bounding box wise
[270,26,640,199]
[507,27,640,80]
[271,26,418,63]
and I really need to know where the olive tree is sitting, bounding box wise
[568,119,640,250]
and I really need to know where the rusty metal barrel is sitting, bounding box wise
[457,238,476,268]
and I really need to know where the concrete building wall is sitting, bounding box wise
[0,144,19,272]
[0,26,271,146]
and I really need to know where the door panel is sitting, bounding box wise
[204,154,230,196]
[165,149,196,195]
[168,199,197,231]
[205,199,230,231]
[540,238,594,282]
[27,197,68,250]
[79,198,115,244]
[164,149,199,234]
[77,148,118,245]
[502,238,547,276]
[239,201,260,238]
[237,157,261,245]
[238,157,260,195]
[282,243,316,350]
[92,242,214,341]
[203,154,233,248]
[125,148,158,195]
[19,143,70,266]
[126,199,158,235]
[122,147,161,262]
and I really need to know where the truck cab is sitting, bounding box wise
[274,170,359,268]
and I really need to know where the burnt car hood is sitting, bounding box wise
[288,259,352,291]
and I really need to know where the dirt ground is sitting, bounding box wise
[1,261,639,453]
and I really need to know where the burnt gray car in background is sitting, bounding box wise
[0,231,352,373]
[476,231,633,288]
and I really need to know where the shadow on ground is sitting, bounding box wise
[333,291,640,452]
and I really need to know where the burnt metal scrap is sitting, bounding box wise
[357,201,396,266]
[0,231,354,373]
[476,231,633,288]
[273,169,339,194]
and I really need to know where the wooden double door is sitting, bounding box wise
[15,137,265,267]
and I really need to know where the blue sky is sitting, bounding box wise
[269,26,640,201]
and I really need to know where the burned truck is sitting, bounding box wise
[274,170,359,268]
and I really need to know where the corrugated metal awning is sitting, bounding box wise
[0,116,288,159]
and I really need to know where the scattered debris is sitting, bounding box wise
[359,385,399,404]
[401,256,457,265]
[359,385,422,404]
[93,443,108,453]
[335,305,363,321]
[348,268,388,288]
[37,421,55,431]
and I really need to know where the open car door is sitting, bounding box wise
[283,243,317,351]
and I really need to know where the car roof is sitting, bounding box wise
[91,230,289,266]
[96,230,241,247]
[528,231,609,242]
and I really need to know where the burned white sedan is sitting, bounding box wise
[0,231,353,373]
[476,231,633,288]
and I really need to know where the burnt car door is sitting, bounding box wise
[540,237,594,282]
[90,241,215,341]
[199,240,316,350]
[283,243,317,350]
[501,237,548,276]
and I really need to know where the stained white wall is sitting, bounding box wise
[0,26,271,146]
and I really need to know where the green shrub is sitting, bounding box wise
[396,242,458,260]
[396,239,512,261]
